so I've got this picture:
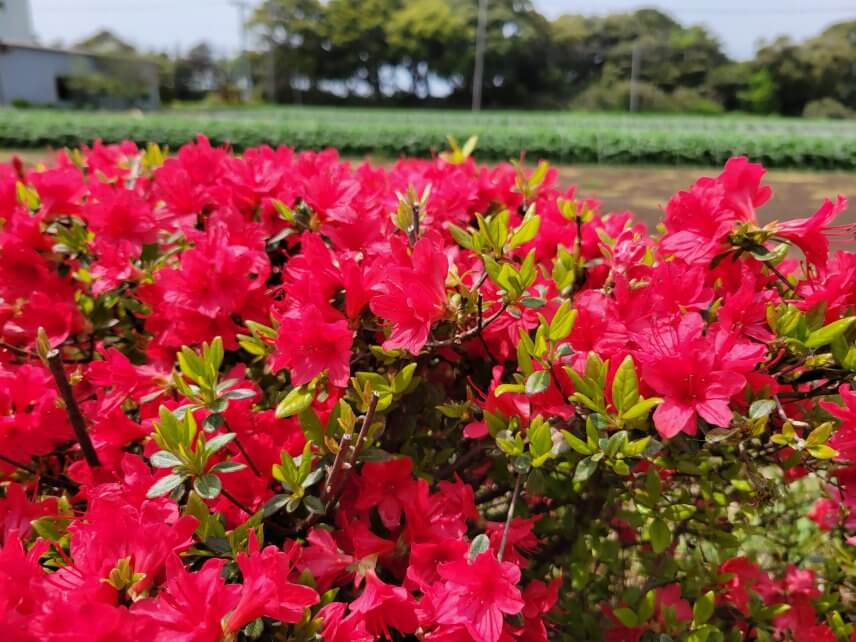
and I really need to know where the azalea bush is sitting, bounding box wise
[1,137,855,642]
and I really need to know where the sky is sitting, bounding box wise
[27,0,856,60]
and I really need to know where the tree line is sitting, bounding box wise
[151,1,856,117]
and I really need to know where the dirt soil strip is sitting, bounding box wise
[558,165,856,230]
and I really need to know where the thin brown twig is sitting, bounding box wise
[322,433,353,502]
[476,294,498,365]
[223,421,262,478]
[0,341,34,358]
[0,453,37,475]
[328,392,380,504]
[221,487,253,516]
[407,203,420,246]
[425,301,509,349]
[44,348,100,468]
[767,262,798,295]
[498,472,524,562]
[351,393,380,463]
[290,393,380,537]
[0,453,79,492]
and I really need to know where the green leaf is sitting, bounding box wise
[31,517,63,542]
[705,427,737,444]
[273,450,300,488]
[806,421,834,447]
[645,466,661,502]
[393,363,418,394]
[193,474,222,499]
[296,441,313,482]
[807,444,838,459]
[622,436,651,457]
[205,432,237,455]
[276,386,315,418]
[202,412,224,432]
[650,518,671,554]
[605,431,627,458]
[514,454,533,473]
[508,215,541,249]
[242,618,265,640]
[222,388,256,401]
[693,590,715,625]
[528,421,553,460]
[520,296,546,309]
[263,494,289,518]
[613,608,638,628]
[805,317,855,349]
[303,495,325,514]
[562,430,593,455]
[573,456,598,483]
[749,399,776,419]
[207,336,224,373]
[150,450,183,469]
[209,461,247,474]
[177,346,206,385]
[663,504,696,521]
[525,370,551,395]
[302,467,325,489]
[637,589,656,622]
[611,355,639,414]
[548,301,577,341]
[622,397,663,421]
[300,409,325,446]
[468,533,490,561]
[495,383,526,396]
[147,473,186,498]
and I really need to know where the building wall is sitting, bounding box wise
[0,46,85,104]
[0,46,160,109]
[0,0,36,44]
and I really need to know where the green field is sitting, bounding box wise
[3,107,856,169]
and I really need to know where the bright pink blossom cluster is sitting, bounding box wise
[0,138,855,640]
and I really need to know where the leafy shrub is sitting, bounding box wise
[572,80,673,113]
[803,98,854,120]
[3,107,856,169]
[671,87,725,115]
[572,81,724,115]
[1,138,856,641]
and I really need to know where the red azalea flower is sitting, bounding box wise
[636,315,749,438]
[271,302,354,387]
[821,385,856,461]
[318,602,374,642]
[355,457,417,530]
[434,550,524,642]
[132,556,241,641]
[299,528,355,592]
[370,236,449,354]
[349,569,419,638]
[83,187,160,256]
[226,532,319,632]
[774,196,848,269]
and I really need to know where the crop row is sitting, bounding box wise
[2,108,856,169]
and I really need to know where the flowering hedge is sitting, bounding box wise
[1,138,855,642]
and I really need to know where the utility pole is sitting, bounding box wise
[629,40,641,113]
[266,2,276,103]
[471,0,488,112]
[230,0,253,102]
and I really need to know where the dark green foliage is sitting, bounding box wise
[5,107,856,169]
